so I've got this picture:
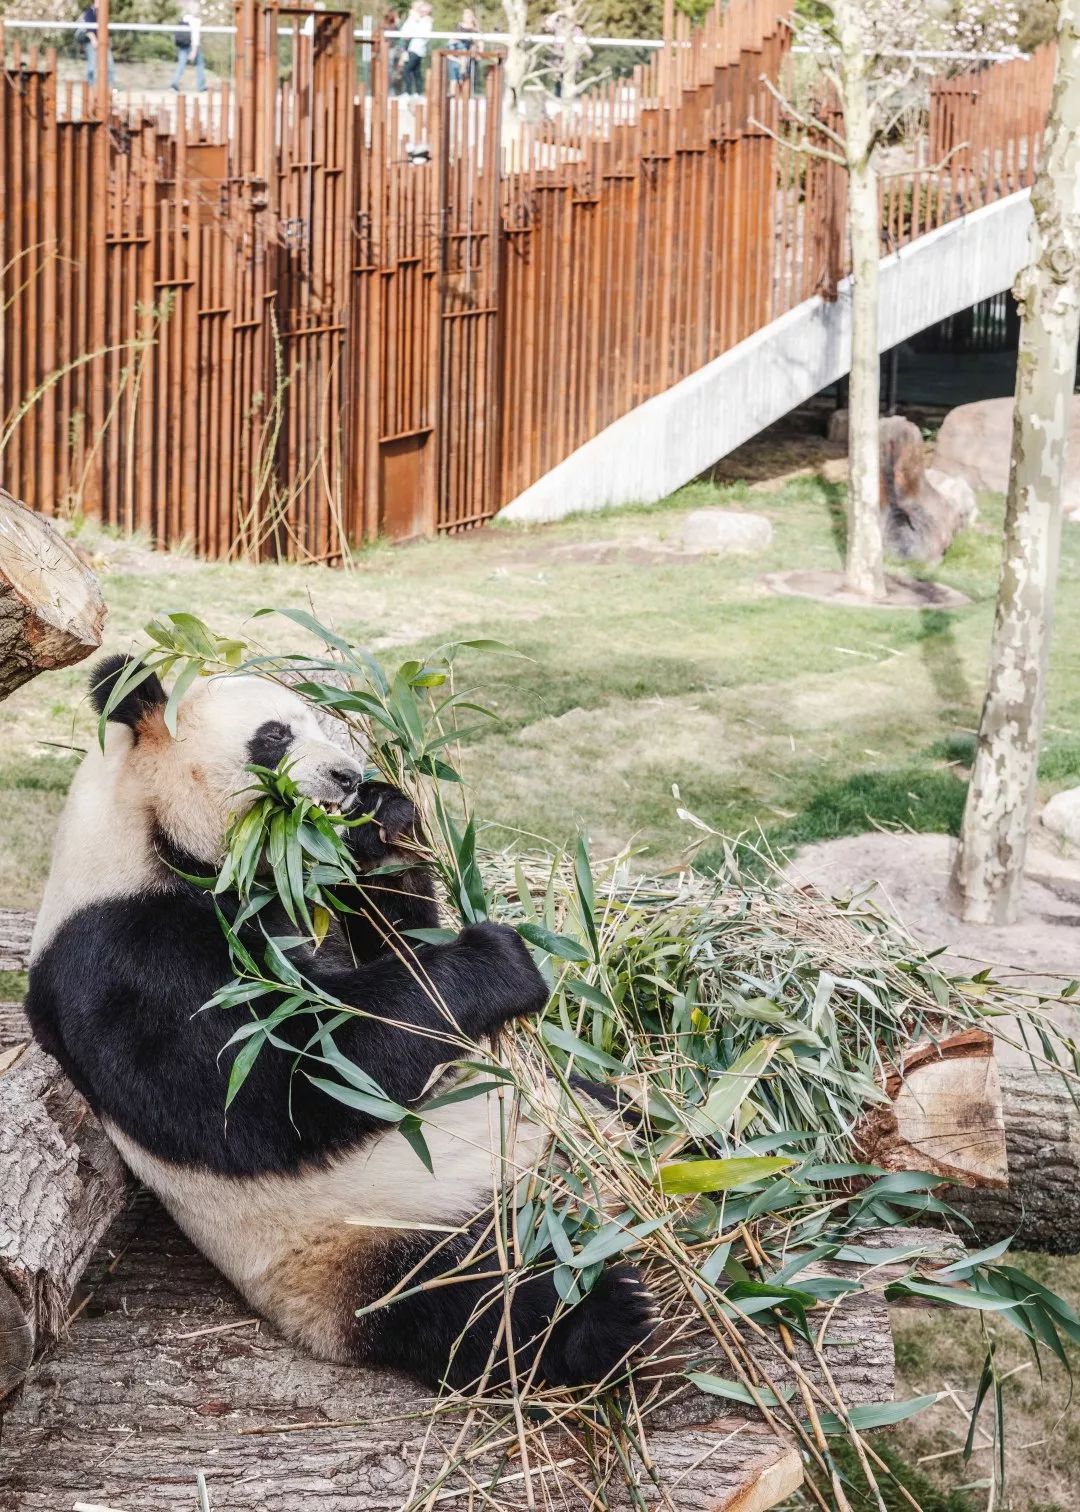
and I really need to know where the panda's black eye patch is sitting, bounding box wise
[247,720,294,770]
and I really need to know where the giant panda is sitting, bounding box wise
[26,655,655,1392]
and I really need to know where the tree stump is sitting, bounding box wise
[0,489,106,701]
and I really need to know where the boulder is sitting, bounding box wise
[879,415,974,564]
[933,396,1080,520]
[681,508,773,555]
[1042,788,1080,849]
[925,467,979,529]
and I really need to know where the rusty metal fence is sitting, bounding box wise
[0,1,1055,560]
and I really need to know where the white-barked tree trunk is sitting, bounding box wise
[948,0,1080,924]
[836,0,887,600]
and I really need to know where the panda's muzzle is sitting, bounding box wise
[290,741,367,811]
[327,763,364,799]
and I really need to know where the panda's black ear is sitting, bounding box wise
[89,654,167,733]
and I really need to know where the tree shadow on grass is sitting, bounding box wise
[694,764,969,877]
[915,608,974,716]
[820,478,848,563]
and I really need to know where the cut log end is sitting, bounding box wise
[0,489,107,701]
[856,1030,1008,1190]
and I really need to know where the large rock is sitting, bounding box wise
[933,396,1080,520]
[681,508,773,555]
[925,467,978,528]
[1042,788,1080,849]
[879,415,975,564]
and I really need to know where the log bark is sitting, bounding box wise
[948,2,1080,924]
[0,1195,808,1512]
[0,489,106,701]
[0,909,34,974]
[0,1043,131,1399]
[855,1030,1008,1190]
[948,1065,1080,1254]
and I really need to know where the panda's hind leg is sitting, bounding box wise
[539,1263,658,1388]
[352,1222,657,1393]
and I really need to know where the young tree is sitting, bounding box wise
[947,0,1080,925]
[757,0,1020,599]
[500,0,599,143]
[543,0,598,104]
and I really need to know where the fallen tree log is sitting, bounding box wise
[0,488,106,700]
[0,1008,897,1420]
[0,1043,131,1399]
[0,1197,927,1512]
[0,902,1072,1426]
[0,498,112,1396]
[947,1065,1080,1254]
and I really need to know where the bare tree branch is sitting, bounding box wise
[876,140,970,179]
[757,73,848,151]
[748,115,847,166]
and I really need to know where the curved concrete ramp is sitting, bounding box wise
[498,190,1033,525]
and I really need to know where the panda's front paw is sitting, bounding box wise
[456,922,550,1027]
[346,782,423,867]
[542,1264,658,1387]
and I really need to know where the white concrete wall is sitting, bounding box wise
[498,190,1034,525]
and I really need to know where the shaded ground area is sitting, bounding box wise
[763,568,971,610]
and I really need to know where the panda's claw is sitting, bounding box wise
[542,1263,658,1388]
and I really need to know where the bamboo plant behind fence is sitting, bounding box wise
[0,5,1054,561]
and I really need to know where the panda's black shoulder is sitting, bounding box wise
[24,889,225,1103]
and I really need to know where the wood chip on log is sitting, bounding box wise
[0,488,106,701]
[0,1043,131,1399]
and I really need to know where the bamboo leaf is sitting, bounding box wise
[655,1155,794,1195]
[518,922,592,961]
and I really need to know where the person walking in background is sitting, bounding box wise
[76,4,115,89]
[448,7,480,92]
[171,3,206,93]
[397,0,432,97]
[383,6,405,91]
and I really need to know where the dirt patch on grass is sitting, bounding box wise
[787,829,1080,1050]
[541,536,696,566]
[891,1249,1080,1512]
[55,521,202,577]
[763,569,972,610]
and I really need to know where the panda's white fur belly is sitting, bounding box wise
[104,1091,551,1361]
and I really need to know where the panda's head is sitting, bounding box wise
[89,653,368,867]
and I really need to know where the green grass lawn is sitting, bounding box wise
[4,475,1080,1511]
[5,474,1080,908]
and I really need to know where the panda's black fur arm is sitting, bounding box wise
[26,891,548,1179]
